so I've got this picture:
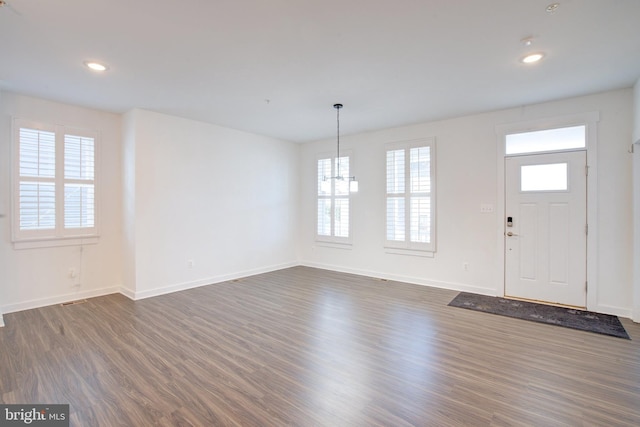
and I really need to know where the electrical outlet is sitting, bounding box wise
[187,260,194,268]
[68,268,77,278]
[463,262,469,271]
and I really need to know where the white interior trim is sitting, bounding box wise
[1,285,121,315]
[495,112,600,309]
[122,261,298,301]
[0,257,630,320]
[1,263,299,314]
[301,261,496,296]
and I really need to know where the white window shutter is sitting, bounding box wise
[385,139,436,252]
[316,153,353,243]
[64,134,96,229]
[19,182,56,230]
[18,127,56,231]
[13,119,99,245]
[386,149,405,241]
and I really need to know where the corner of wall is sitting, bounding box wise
[633,76,640,323]
[122,110,137,297]
[119,285,136,301]
[0,91,6,328]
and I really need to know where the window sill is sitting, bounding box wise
[13,236,99,250]
[315,240,353,250]
[384,247,435,258]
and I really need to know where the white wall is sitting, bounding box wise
[0,90,5,327]
[299,89,634,317]
[121,110,137,298]
[633,78,640,322]
[1,87,635,321]
[0,97,299,316]
[0,92,123,314]
[122,109,299,299]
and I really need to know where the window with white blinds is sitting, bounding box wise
[64,134,96,228]
[13,119,98,244]
[18,127,56,231]
[385,138,436,253]
[317,154,352,243]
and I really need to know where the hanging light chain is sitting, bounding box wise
[334,103,342,179]
[323,103,356,192]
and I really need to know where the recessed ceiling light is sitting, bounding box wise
[546,3,560,13]
[521,53,545,64]
[84,61,108,72]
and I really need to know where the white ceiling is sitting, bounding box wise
[1,0,639,142]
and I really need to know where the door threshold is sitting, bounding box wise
[503,295,586,310]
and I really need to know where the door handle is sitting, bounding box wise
[506,232,518,237]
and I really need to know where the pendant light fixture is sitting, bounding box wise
[324,103,358,192]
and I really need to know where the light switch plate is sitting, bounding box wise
[480,204,494,213]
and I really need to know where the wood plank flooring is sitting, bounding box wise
[1,266,640,426]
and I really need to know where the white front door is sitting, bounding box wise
[505,151,587,307]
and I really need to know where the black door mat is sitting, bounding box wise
[448,292,630,339]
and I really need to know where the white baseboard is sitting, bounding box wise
[131,277,220,301]
[126,261,299,301]
[1,286,121,315]
[301,263,639,319]
[119,286,136,300]
[4,263,631,324]
[0,262,299,314]
[300,261,497,296]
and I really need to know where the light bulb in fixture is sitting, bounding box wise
[521,53,545,64]
[84,61,108,72]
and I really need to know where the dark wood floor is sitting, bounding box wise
[1,266,639,426]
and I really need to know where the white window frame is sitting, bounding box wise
[316,151,353,247]
[385,138,436,256]
[504,125,587,156]
[12,118,99,249]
